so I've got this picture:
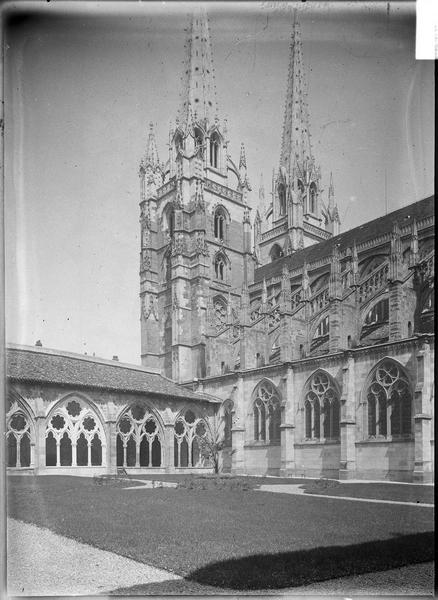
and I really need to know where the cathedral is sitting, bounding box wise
[6,7,434,482]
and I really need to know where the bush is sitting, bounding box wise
[176,475,254,492]
[304,478,340,494]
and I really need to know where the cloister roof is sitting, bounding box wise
[254,195,434,283]
[6,344,221,404]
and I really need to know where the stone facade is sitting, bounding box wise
[139,8,435,483]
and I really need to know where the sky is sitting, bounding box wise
[4,1,434,364]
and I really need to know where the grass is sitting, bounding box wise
[303,479,435,504]
[7,475,434,591]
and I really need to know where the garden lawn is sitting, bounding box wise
[302,481,434,504]
[8,476,434,591]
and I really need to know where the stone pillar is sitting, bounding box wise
[231,375,246,474]
[280,365,296,476]
[413,337,433,483]
[106,421,117,474]
[34,416,46,473]
[339,351,357,479]
[164,423,176,472]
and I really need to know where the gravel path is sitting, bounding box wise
[7,517,434,596]
[7,518,180,596]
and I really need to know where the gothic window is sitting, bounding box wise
[116,403,162,468]
[297,179,305,195]
[214,207,226,241]
[252,381,281,445]
[278,184,286,216]
[270,244,284,262]
[214,252,227,281]
[45,397,106,467]
[174,410,209,467]
[366,360,412,438]
[303,371,340,441]
[210,132,220,168]
[7,409,33,468]
[194,127,204,158]
[175,132,184,153]
[309,182,317,213]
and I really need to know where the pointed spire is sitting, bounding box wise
[239,142,247,170]
[351,240,359,285]
[178,6,218,130]
[280,11,313,175]
[259,172,265,203]
[328,172,335,209]
[410,218,418,266]
[144,122,159,167]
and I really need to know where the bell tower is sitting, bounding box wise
[139,6,254,382]
[259,12,340,263]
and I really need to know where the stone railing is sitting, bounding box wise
[157,179,176,199]
[261,222,288,242]
[204,179,243,204]
[358,263,389,303]
[290,289,302,310]
[309,287,329,315]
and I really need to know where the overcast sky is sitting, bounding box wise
[5,1,434,364]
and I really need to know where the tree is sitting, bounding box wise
[198,415,227,474]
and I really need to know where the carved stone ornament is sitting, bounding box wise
[142,294,158,321]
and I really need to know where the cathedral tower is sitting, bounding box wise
[139,7,254,382]
[258,13,340,263]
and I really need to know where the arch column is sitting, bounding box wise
[340,351,357,480]
[106,421,117,474]
[280,365,296,476]
[164,423,176,472]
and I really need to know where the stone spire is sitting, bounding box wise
[328,172,335,210]
[279,11,313,176]
[178,6,218,130]
[142,123,160,168]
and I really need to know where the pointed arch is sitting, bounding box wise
[213,250,230,282]
[363,358,413,439]
[302,370,340,441]
[277,183,287,216]
[213,294,227,332]
[209,130,221,168]
[173,407,211,468]
[270,244,284,262]
[6,389,36,469]
[252,379,282,445]
[310,312,330,354]
[45,393,107,468]
[116,401,164,468]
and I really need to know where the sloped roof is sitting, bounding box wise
[254,196,434,284]
[6,345,220,404]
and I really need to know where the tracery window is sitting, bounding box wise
[366,361,412,438]
[253,381,281,445]
[214,207,226,240]
[214,296,227,331]
[303,371,340,441]
[174,410,209,467]
[278,184,286,216]
[45,397,105,467]
[116,404,162,468]
[7,408,33,468]
[214,253,227,281]
[210,133,220,168]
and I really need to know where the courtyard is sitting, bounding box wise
[7,474,434,595]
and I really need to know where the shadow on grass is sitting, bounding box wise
[110,531,434,594]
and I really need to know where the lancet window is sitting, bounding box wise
[214,252,227,281]
[7,404,33,468]
[214,207,226,240]
[278,184,286,216]
[210,133,220,168]
[303,371,340,441]
[116,403,162,468]
[309,182,317,213]
[174,410,209,467]
[45,397,105,467]
[366,361,412,438]
[253,381,281,445]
